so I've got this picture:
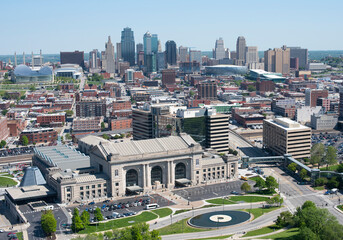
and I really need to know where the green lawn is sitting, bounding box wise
[229,195,269,203]
[158,218,208,235]
[16,232,23,240]
[259,228,299,239]
[174,209,191,215]
[0,173,13,178]
[0,177,17,187]
[320,165,339,171]
[151,208,172,218]
[206,198,237,205]
[248,189,276,196]
[200,204,218,209]
[241,206,281,219]
[189,234,232,240]
[249,176,263,182]
[243,224,281,237]
[78,212,157,234]
[313,186,325,190]
[338,205,343,211]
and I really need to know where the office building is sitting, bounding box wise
[290,57,299,70]
[165,40,177,66]
[111,118,132,130]
[213,38,226,60]
[136,43,143,65]
[76,99,107,117]
[89,49,99,69]
[263,118,311,159]
[0,117,9,141]
[339,87,343,120]
[161,69,176,86]
[264,46,290,75]
[305,89,328,107]
[179,46,188,62]
[143,32,158,73]
[289,47,308,69]
[115,42,122,72]
[20,128,58,144]
[121,27,135,66]
[36,113,66,127]
[311,114,338,130]
[156,52,166,71]
[236,36,246,65]
[125,69,134,83]
[104,36,115,73]
[245,46,258,65]
[205,113,229,153]
[197,80,217,100]
[132,108,154,140]
[189,50,202,64]
[72,117,103,132]
[60,51,85,69]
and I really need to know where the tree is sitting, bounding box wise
[288,163,297,173]
[94,207,103,221]
[1,109,8,116]
[102,134,110,140]
[240,182,251,194]
[71,208,84,232]
[254,177,266,191]
[247,85,256,92]
[310,143,325,168]
[337,163,343,173]
[0,140,6,148]
[301,200,316,210]
[299,169,308,181]
[265,176,278,192]
[325,146,337,169]
[65,110,74,117]
[65,133,72,140]
[327,177,339,189]
[166,124,172,131]
[101,122,105,130]
[21,135,29,146]
[80,210,90,226]
[232,150,238,156]
[41,210,57,236]
[275,211,293,228]
[315,177,328,187]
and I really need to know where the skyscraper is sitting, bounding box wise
[143,32,158,73]
[189,50,202,64]
[136,43,143,65]
[289,47,308,69]
[60,51,85,68]
[236,36,246,65]
[165,40,177,66]
[89,49,99,69]
[116,42,122,72]
[264,46,290,75]
[120,27,135,66]
[213,38,226,60]
[104,36,115,73]
[179,46,188,62]
[245,46,258,65]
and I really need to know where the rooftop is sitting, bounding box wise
[34,145,90,171]
[265,118,311,131]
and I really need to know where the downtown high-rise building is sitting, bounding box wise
[179,46,188,62]
[264,46,290,75]
[120,27,135,66]
[236,36,246,65]
[289,47,308,69]
[89,49,99,69]
[144,32,159,73]
[213,38,226,60]
[116,42,122,72]
[136,43,143,64]
[245,46,258,65]
[165,40,177,66]
[104,36,115,73]
[189,50,202,64]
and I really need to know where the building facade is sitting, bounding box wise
[20,128,57,144]
[76,99,107,117]
[37,113,66,127]
[165,40,177,66]
[263,118,311,159]
[121,27,135,66]
[264,46,290,75]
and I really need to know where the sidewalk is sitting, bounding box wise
[155,189,204,209]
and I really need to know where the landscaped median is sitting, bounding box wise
[242,224,299,239]
[77,207,172,234]
[206,195,270,205]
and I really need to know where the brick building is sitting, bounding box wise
[305,89,328,107]
[7,119,26,137]
[20,128,57,144]
[256,80,275,93]
[197,80,217,100]
[111,118,132,130]
[113,100,131,111]
[0,117,9,141]
[161,69,176,86]
[72,117,103,132]
[76,99,107,117]
[0,101,10,110]
[36,113,66,127]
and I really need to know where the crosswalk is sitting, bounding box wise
[22,207,61,215]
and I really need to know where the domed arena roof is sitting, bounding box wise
[38,66,53,75]
[14,64,33,76]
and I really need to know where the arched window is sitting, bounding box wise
[151,166,163,185]
[175,163,186,179]
[126,169,138,187]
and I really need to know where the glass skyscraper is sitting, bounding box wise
[121,27,135,66]
[143,32,159,73]
[165,40,177,66]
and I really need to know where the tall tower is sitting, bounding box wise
[264,46,290,75]
[214,38,226,60]
[105,36,115,73]
[120,27,135,66]
[14,52,17,66]
[165,40,177,66]
[143,32,158,73]
[236,36,246,65]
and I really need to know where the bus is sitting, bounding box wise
[144,203,159,210]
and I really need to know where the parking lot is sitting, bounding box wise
[67,194,174,222]
[0,146,34,158]
[172,180,255,202]
[312,132,343,161]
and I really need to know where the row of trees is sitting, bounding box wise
[310,143,337,169]
[72,208,103,232]
[72,223,161,240]
[287,163,308,180]
[276,201,343,240]
[240,176,279,194]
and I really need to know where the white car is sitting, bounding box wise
[0,229,4,232]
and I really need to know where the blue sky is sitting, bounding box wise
[2,0,342,54]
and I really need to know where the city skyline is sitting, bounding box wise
[2,0,343,54]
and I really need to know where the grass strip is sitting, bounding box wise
[151,208,172,218]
